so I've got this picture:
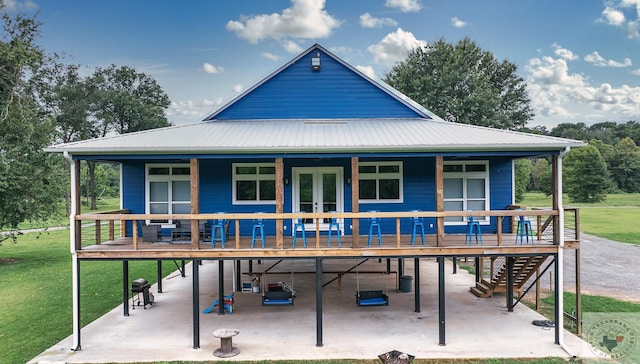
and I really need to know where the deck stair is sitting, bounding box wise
[470,256,548,298]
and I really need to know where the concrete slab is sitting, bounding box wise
[30,258,597,363]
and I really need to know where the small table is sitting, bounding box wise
[213,328,240,358]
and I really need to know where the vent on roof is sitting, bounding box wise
[311,53,321,71]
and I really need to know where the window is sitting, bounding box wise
[358,162,403,203]
[146,164,191,224]
[443,161,489,224]
[233,163,276,204]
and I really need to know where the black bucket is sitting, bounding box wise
[399,275,412,293]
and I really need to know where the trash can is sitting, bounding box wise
[399,275,413,293]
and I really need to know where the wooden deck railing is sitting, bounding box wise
[74,209,565,251]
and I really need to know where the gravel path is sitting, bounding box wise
[544,232,640,303]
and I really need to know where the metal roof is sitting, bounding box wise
[47,118,585,156]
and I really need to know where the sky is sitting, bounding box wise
[4,0,640,129]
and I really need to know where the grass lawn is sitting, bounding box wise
[0,229,176,364]
[521,192,640,245]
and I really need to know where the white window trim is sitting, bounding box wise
[232,162,277,205]
[145,163,191,224]
[358,161,404,204]
[443,161,490,226]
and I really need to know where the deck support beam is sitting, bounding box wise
[157,260,163,293]
[414,257,420,313]
[438,256,446,346]
[72,256,81,351]
[192,260,200,349]
[123,260,129,316]
[507,256,514,312]
[218,260,225,315]
[315,258,324,347]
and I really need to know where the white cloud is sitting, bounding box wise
[360,13,398,28]
[261,52,279,61]
[632,68,640,75]
[356,65,376,79]
[166,98,225,124]
[282,40,303,54]
[551,43,579,61]
[3,0,38,11]
[368,28,427,66]
[450,17,470,28]
[601,1,640,39]
[202,62,224,74]
[226,0,340,43]
[602,6,626,25]
[385,0,421,13]
[584,51,632,67]
[526,54,640,125]
[233,84,244,93]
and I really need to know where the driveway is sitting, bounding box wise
[554,232,640,303]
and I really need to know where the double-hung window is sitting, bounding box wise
[146,164,191,224]
[358,162,403,203]
[443,161,489,224]
[232,163,276,204]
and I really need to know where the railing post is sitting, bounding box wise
[132,220,139,250]
[109,220,115,241]
[95,220,101,244]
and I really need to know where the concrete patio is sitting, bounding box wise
[30,258,596,363]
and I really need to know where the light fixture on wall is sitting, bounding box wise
[284,178,289,185]
[311,53,321,71]
[347,177,351,185]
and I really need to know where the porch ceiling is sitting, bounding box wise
[46,118,585,156]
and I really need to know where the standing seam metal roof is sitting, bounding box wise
[46,118,585,155]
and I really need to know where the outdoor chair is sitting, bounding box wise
[292,213,307,248]
[515,214,534,244]
[211,213,228,248]
[410,210,426,246]
[465,214,483,245]
[251,213,266,248]
[367,211,382,247]
[327,212,341,247]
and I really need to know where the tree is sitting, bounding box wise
[514,159,531,202]
[608,137,640,193]
[550,122,589,141]
[530,158,550,192]
[77,65,171,210]
[0,8,65,238]
[563,145,611,203]
[384,37,533,130]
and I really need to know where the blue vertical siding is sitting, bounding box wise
[213,49,423,120]
[121,161,146,236]
[118,156,514,239]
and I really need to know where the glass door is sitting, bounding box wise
[293,167,343,231]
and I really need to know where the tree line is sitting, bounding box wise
[1,7,170,236]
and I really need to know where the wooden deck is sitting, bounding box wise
[77,233,565,260]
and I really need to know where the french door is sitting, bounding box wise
[292,167,343,231]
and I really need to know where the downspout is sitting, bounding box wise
[557,147,575,358]
[64,151,81,351]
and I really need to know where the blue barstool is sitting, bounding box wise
[292,213,307,248]
[210,213,227,248]
[251,213,265,248]
[367,211,382,247]
[411,211,426,246]
[327,212,341,247]
[465,215,483,245]
[515,214,534,244]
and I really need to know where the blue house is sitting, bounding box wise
[48,44,584,352]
